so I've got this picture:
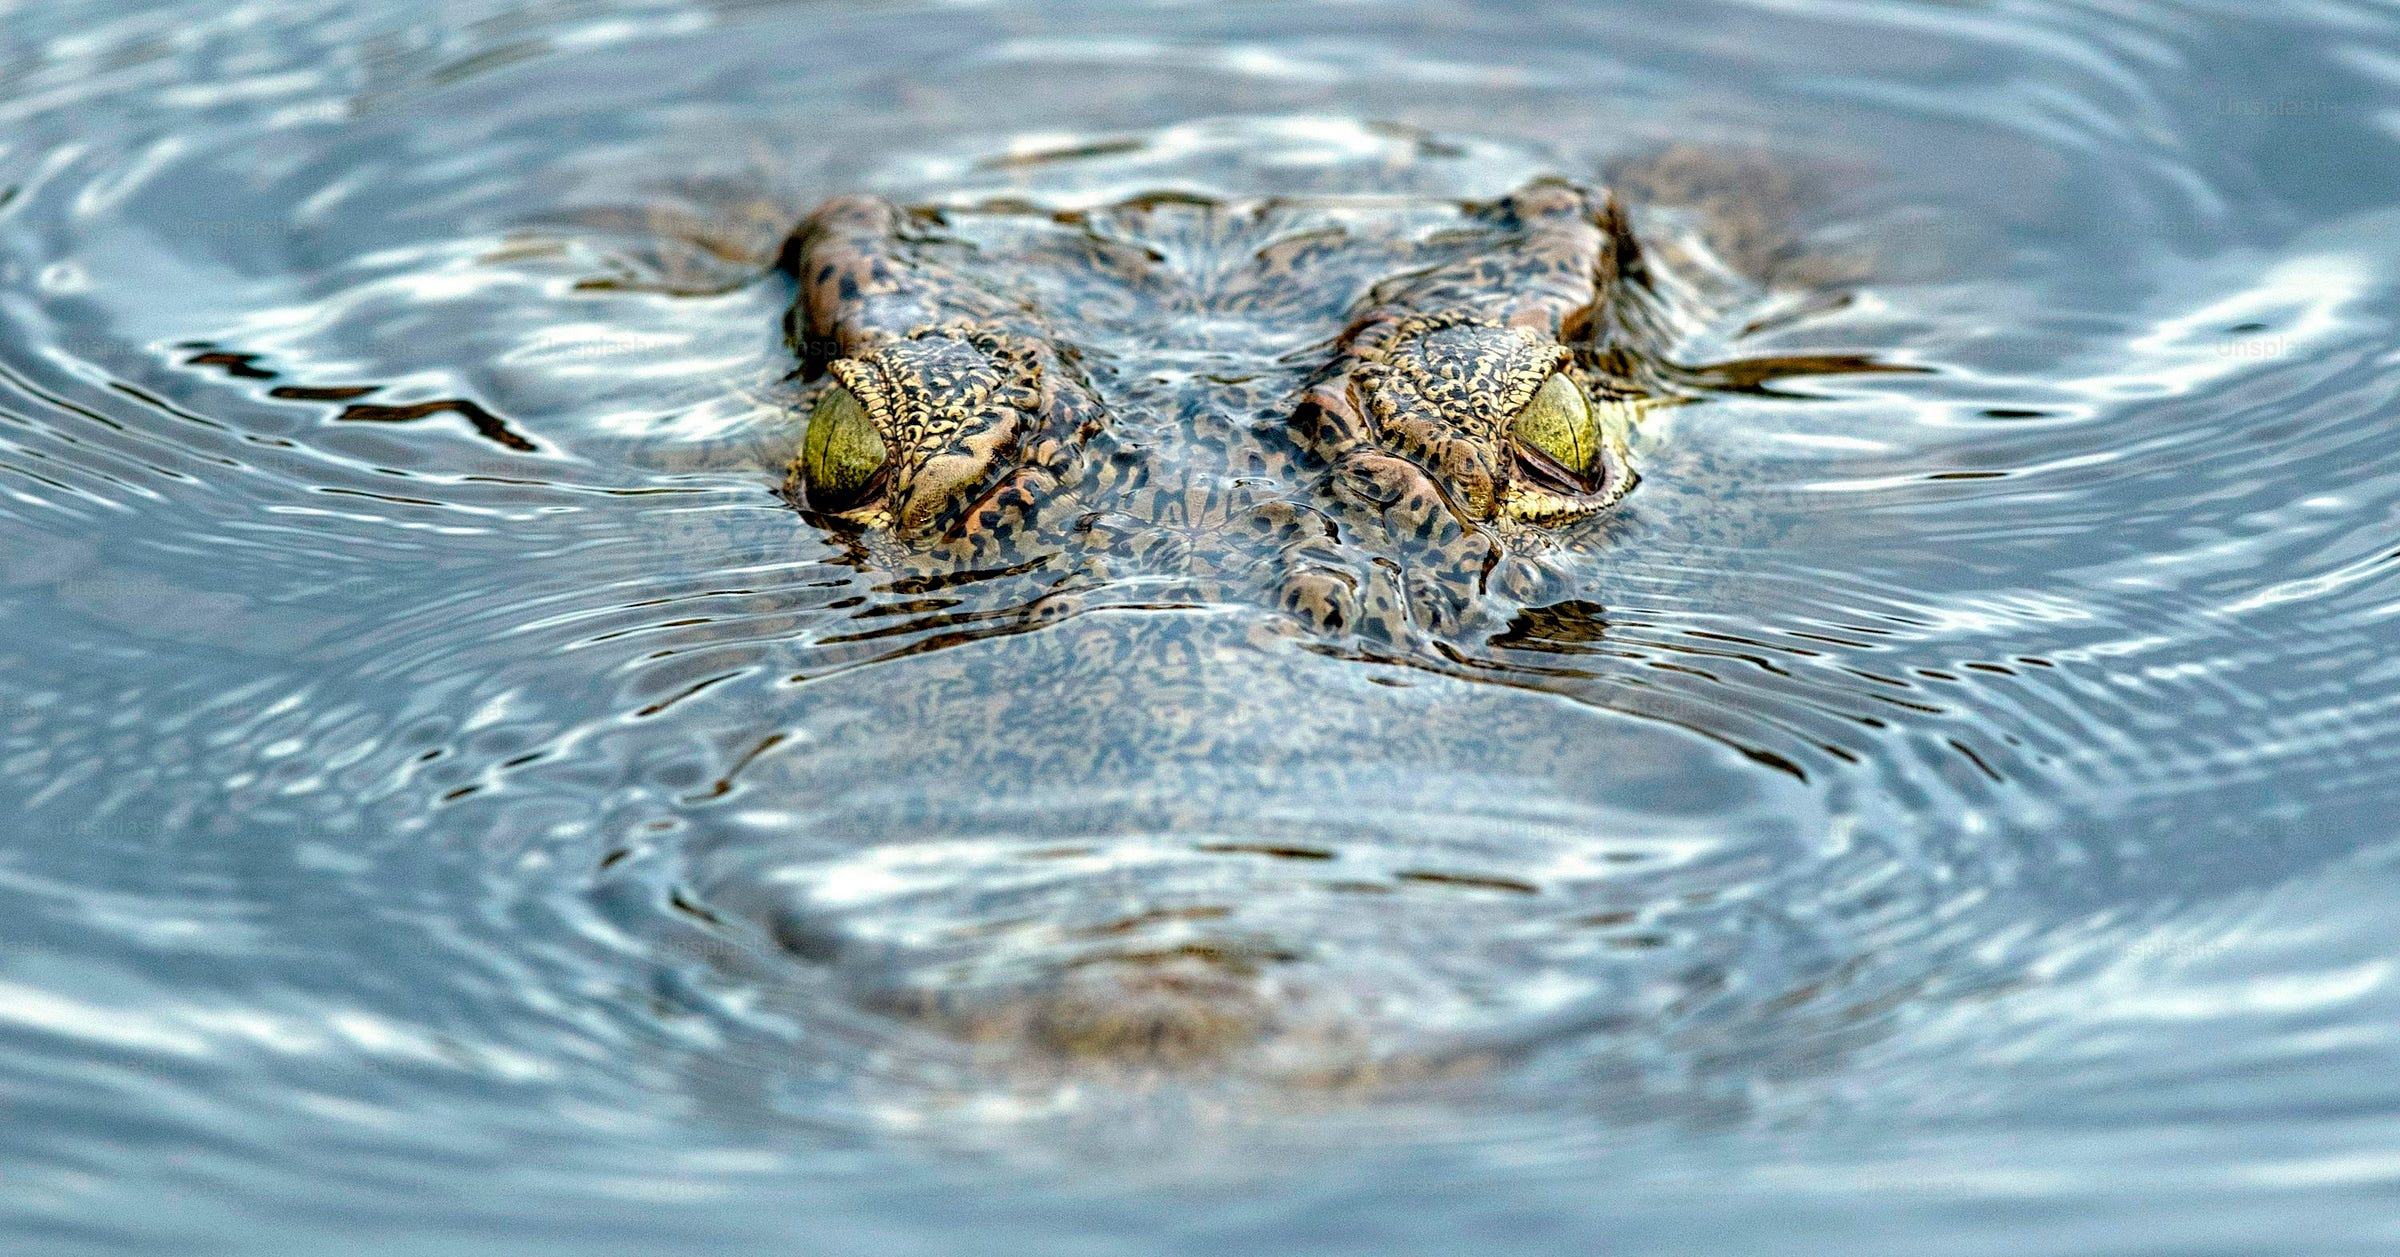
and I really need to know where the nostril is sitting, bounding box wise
[861,949,1285,1067]
[1024,957,1272,1065]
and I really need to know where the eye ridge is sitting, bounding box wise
[789,323,1060,533]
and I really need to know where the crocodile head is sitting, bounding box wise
[680,174,1836,1093]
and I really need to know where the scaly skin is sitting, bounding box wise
[780,179,1664,653]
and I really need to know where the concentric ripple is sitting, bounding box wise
[6,0,2400,1253]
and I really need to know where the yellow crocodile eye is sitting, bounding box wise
[1510,372,1600,479]
[800,384,886,510]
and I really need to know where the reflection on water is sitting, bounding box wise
[6,0,2400,1252]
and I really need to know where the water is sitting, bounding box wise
[5,0,2400,1251]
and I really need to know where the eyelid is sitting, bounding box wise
[1509,372,1598,479]
[797,380,890,513]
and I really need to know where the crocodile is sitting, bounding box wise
[668,162,1875,1091]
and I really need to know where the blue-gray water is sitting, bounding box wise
[6,0,2400,1252]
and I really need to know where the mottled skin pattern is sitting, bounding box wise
[780,179,1662,652]
[722,176,1822,1083]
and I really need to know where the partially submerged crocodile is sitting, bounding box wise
[676,164,1874,1088]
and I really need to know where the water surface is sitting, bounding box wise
[6,0,2400,1252]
